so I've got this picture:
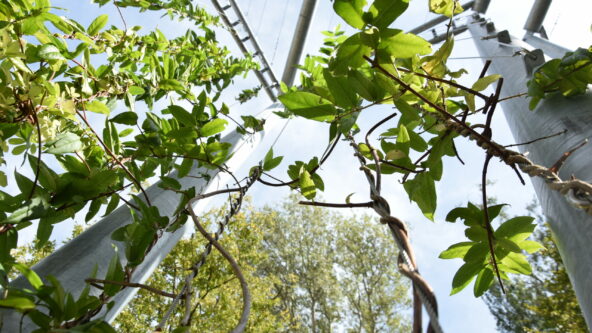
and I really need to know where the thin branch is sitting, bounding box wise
[85,278,177,298]
[188,207,251,333]
[549,139,588,174]
[379,160,425,173]
[365,113,398,194]
[298,201,374,208]
[28,109,42,201]
[257,133,341,187]
[481,154,505,294]
[504,129,567,148]
[479,60,492,79]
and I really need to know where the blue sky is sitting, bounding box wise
[8,0,592,331]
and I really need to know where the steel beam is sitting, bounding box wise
[1,105,283,331]
[524,0,552,33]
[523,32,571,59]
[468,17,592,329]
[281,0,318,87]
[472,0,490,14]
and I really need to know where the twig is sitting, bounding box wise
[188,207,251,333]
[365,113,398,193]
[298,201,373,208]
[549,139,588,174]
[481,154,505,294]
[379,160,425,173]
[504,129,567,148]
[479,60,492,79]
[85,278,177,298]
[257,133,341,187]
[28,109,43,201]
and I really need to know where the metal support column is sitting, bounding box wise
[1,105,283,331]
[282,0,318,87]
[468,17,592,328]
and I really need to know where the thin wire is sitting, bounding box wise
[244,0,254,16]
[270,118,291,149]
[271,0,290,65]
[255,0,269,35]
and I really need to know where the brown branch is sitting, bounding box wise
[298,201,374,208]
[365,113,398,193]
[504,129,567,148]
[549,139,588,174]
[379,160,425,173]
[28,107,43,201]
[188,207,251,333]
[481,154,505,294]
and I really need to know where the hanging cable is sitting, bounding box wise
[270,0,291,65]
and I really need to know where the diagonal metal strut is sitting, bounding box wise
[211,0,281,101]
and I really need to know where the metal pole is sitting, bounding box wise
[468,16,592,329]
[523,0,552,33]
[281,0,318,87]
[472,0,490,14]
[1,105,283,331]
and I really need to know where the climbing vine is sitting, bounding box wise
[1,0,591,331]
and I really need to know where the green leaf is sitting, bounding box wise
[159,79,185,91]
[128,86,145,95]
[299,168,316,200]
[37,44,65,61]
[104,254,125,296]
[518,240,544,254]
[278,92,336,122]
[379,29,432,58]
[473,268,494,297]
[494,216,536,242]
[103,194,120,217]
[200,118,227,137]
[463,242,488,262]
[439,241,475,259]
[368,0,409,29]
[45,132,82,154]
[333,0,366,29]
[263,148,283,171]
[451,260,484,295]
[86,100,110,115]
[332,32,373,72]
[500,252,532,275]
[403,173,436,221]
[429,0,464,18]
[169,105,196,127]
[13,263,43,289]
[0,296,36,310]
[85,199,102,222]
[497,238,522,253]
[323,69,359,108]
[472,74,501,91]
[87,14,108,35]
[110,112,138,125]
[4,197,50,224]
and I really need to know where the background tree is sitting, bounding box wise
[483,201,587,333]
[258,195,411,333]
[12,196,412,332]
